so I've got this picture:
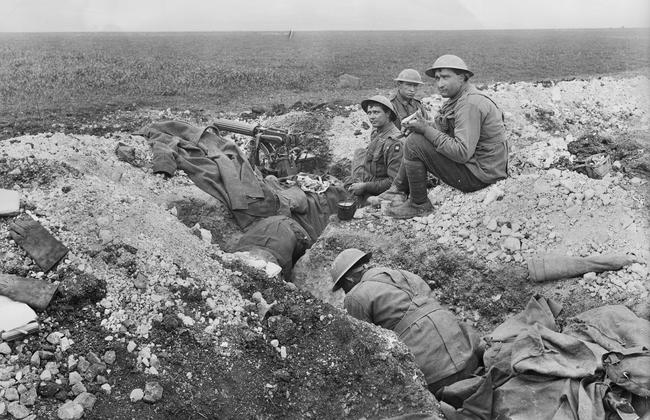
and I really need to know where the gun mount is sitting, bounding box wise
[211,118,316,178]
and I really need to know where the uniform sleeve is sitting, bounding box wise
[403,270,433,296]
[391,100,405,130]
[350,148,367,183]
[344,294,372,323]
[422,100,481,163]
[363,140,403,195]
[151,138,180,176]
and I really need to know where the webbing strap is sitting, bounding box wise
[468,92,509,174]
[363,269,440,335]
[468,92,505,123]
[394,300,442,337]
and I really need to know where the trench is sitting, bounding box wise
[154,112,650,416]
[163,116,637,331]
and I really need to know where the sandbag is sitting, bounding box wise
[603,347,650,397]
[0,274,58,310]
[509,323,606,378]
[9,214,69,272]
[563,305,650,351]
[483,295,562,372]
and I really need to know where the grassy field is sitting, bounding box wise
[0,29,648,136]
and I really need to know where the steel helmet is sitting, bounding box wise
[425,55,474,78]
[361,95,398,121]
[394,69,424,84]
[330,248,372,292]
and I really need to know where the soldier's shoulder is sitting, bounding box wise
[388,92,398,101]
[385,134,403,153]
[363,266,391,279]
[466,91,496,105]
[386,133,402,143]
[385,126,402,140]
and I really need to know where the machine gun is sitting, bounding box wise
[211,118,314,178]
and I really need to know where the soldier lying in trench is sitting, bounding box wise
[137,120,349,277]
[330,248,482,394]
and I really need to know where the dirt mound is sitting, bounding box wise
[0,130,439,418]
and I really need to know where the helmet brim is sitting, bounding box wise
[425,67,474,78]
[361,100,397,122]
[331,252,372,292]
[394,78,424,85]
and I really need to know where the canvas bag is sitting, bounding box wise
[603,347,650,397]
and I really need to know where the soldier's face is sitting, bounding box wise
[434,68,465,98]
[398,82,419,99]
[366,105,391,128]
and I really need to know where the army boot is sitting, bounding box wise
[385,198,434,219]
[367,164,408,206]
[386,159,433,219]
[367,185,407,207]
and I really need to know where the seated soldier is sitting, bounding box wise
[390,69,429,130]
[384,55,509,219]
[344,95,404,206]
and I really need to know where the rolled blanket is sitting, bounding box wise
[527,253,638,283]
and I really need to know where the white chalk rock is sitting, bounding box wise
[483,187,504,205]
[265,262,282,278]
[0,189,20,216]
[551,86,562,102]
[130,388,144,402]
[57,401,83,420]
[502,237,521,252]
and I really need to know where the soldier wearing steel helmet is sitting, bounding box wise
[384,55,508,219]
[390,69,430,130]
[344,95,404,206]
[330,248,481,394]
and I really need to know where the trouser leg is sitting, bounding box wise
[392,161,409,192]
[404,134,488,192]
[427,352,479,396]
[404,158,428,204]
[349,148,366,183]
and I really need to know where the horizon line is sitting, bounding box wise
[1,26,649,34]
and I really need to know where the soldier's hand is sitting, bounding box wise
[348,183,366,195]
[404,111,427,134]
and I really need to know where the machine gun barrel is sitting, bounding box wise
[211,118,259,137]
[212,118,291,145]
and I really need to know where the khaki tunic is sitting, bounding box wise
[390,92,429,130]
[344,267,479,385]
[422,84,508,184]
[348,123,403,196]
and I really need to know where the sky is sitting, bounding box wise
[0,0,648,32]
